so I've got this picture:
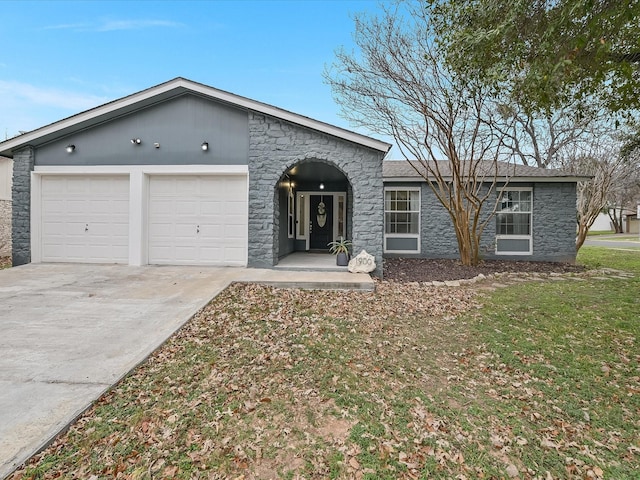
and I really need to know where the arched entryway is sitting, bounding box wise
[275,160,352,262]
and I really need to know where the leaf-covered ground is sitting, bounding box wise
[11,248,640,479]
[0,256,10,270]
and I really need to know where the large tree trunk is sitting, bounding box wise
[576,222,590,251]
[451,208,483,266]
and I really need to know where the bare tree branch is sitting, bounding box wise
[325,2,514,265]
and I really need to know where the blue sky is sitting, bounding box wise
[1,0,397,154]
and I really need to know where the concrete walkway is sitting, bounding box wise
[0,263,373,479]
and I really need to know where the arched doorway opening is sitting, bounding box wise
[275,160,352,263]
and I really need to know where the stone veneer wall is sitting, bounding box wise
[418,183,495,259]
[11,147,35,266]
[0,199,11,256]
[532,182,577,262]
[414,182,577,262]
[248,112,385,276]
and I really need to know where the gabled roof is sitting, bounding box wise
[383,160,591,183]
[0,77,391,157]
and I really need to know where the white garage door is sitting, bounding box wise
[40,175,130,263]
[148,175,248,266]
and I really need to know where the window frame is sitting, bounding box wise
[384,187,421,254]
[495,187,533,255]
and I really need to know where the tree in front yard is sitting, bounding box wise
[432,0,640,242]
[561,134,636,249]
[607,136,640,232]
[433,0,640,120]
[324,2,513,266]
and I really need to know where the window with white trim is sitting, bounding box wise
[495,188,532,255]
[384,188,420,253]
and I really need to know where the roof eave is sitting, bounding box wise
[383,175,593,183]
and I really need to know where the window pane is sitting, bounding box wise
[497,212,530,235]
[409,190,419,210]
[298,195,305,236]
[338,195,345,238]
[385,213,395,233]
[409,213,419,233]
[385,190,419,236]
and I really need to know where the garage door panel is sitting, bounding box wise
[223,247,246,264]
[148,222,174,237]
[89,223,128,237]
[224,224,247,238]
[42,221,68,236]
[42,199,65,213]
[149,199,175,213]
[175,201,197,215]
[41,177,66,194]
[40,175,130,264]
[173,224,197,237]
[199,225,223,238]
[176,178,200,192]
[200,201,223,215]
[148,175,247,265]
[174,246,199,261]
[88,200,127,215]
[225,202,247,215]
[199,246,223,260]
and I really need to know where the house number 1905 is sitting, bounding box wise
[356,257,372,265]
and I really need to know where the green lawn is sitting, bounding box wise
[13,247,639,480]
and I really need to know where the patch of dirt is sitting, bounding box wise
[384,257,585,283]
[316,417,354,441]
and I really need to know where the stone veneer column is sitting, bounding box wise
[12,146,35,266]
[248,113,385,276]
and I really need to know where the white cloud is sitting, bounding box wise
[42,22,91,31]
[0,80,108,111]
[43,19,183,32]
[97,19,184,31]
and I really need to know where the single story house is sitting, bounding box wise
[0,78,584,275]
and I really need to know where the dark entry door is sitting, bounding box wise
[309,195,333,250]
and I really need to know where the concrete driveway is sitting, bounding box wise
[0,262,373,478]
[0,263,248,478]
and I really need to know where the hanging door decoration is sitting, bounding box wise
[316,197,327,228]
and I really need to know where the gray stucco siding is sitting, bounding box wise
[36,94,249,166]
[248,112,385,276]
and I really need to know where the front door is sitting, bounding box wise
[309,195,333,250]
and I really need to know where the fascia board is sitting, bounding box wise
[383,176,593,183]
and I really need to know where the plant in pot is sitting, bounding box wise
[328,237,352,266]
